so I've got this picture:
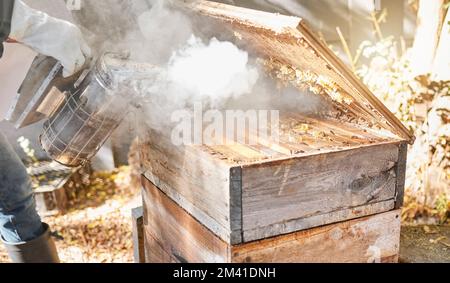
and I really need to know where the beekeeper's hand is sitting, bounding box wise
[9,0,91,77]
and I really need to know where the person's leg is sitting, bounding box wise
[0,132,59,263]
[0,132,44,243]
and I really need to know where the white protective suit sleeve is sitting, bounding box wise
[9,0,91,77]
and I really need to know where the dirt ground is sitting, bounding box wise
[400,225,450,263]
[0,167,141,263]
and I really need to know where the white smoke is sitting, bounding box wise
[167,36,259,106]
[135,0,194,64]
[118,35,261,134]
[76,0,332,146]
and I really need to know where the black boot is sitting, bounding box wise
[2,223,60,263]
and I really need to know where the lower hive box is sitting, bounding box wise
[141,178,401,263]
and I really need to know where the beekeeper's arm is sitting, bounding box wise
[0,0,91,77]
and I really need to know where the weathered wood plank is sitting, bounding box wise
[232,210,401,263]
[229,167,243,244]
[143,171,232,243]
[132,207,145,263]
[142,177,230,263]
[395,142,408,209]
[241,142,399,241]
[145,232,179,263]
[142,178,401,263]
[242,200,395,243]
[140,131,233,240]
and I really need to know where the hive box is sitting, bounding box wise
[141,135,408,245]
[141,178,401,263]
[139,1,412,247]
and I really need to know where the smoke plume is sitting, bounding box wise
[167,36,260,106]
[72,0,332,146]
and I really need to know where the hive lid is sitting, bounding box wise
[180,0,415,144]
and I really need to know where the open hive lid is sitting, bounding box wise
[179,0,414,144]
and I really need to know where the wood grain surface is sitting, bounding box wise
[142,178,401,263]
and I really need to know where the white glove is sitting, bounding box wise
[9,0,91,77]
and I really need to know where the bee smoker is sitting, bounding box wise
[7,52,157,167]
[39,54,131,167]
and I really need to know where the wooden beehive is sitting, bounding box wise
[141,178,401,263]
[137,1,414,262]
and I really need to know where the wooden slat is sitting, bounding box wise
[311,116,391,141]
[229,167,243,244]
[249,132,296,156]
[241,142,400,242]
[395,142,408,209]
[232,210,401,263]
[285,113,382,143]
[145,232,179,263]
[246,143,286,159]
[142,177,230,263]
[144,170,233,243]
[140,131,233,240]
[242,200,395,243]
[226,144,267,160]
[132,207,145,263]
